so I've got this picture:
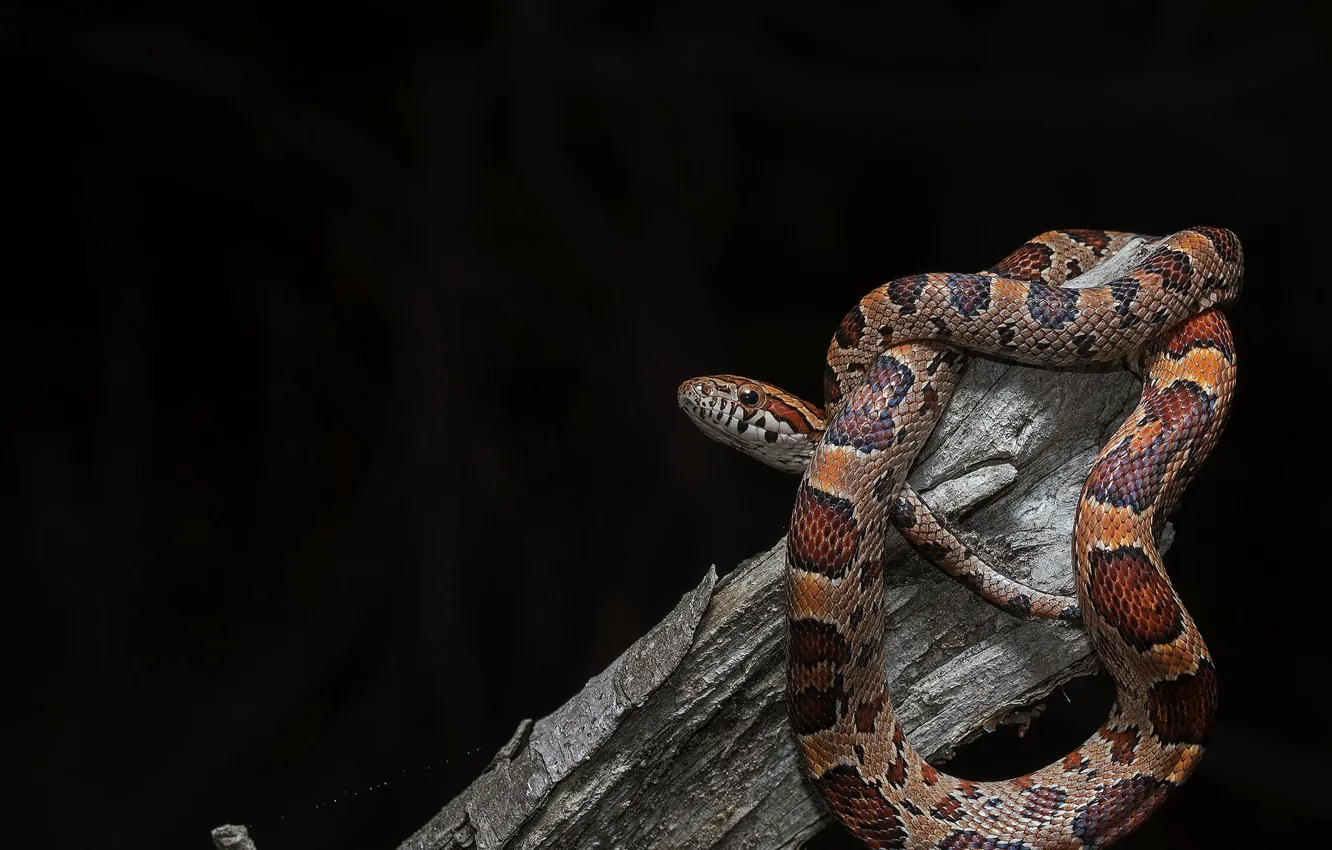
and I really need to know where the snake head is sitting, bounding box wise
[676,375,824,474]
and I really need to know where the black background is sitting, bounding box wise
[13,2,1331,848]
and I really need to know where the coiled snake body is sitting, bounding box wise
[678,228,1241,848]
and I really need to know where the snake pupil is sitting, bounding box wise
[740,390,759,405]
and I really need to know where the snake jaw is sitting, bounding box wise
[677,376,818,473]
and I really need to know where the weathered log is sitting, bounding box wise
[222,243,1166,850]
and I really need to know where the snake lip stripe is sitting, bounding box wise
[680,228,1240,848]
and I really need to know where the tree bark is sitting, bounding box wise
[221,243,1164,850]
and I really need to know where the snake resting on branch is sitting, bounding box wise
[677,227,1241,848]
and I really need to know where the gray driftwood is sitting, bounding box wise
[217,243,1165,849]
[212,824,258,850]
[389,241,1164,850]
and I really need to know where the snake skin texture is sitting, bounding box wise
[679,228,1241,848]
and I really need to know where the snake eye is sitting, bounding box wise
[739,387,761,406]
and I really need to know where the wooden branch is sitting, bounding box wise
[214,243,1163,849]
[392,243,1167,850]
[212,824,258,850]
[399,363,1129,848]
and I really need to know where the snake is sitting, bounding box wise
[677,227,1241,848]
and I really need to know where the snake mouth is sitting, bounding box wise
[678,393,800,447]
[678,394,748,433]
[678,390,816,474]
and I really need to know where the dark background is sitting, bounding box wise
[12,2,1330,848]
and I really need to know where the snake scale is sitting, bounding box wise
[678,227,1241,848]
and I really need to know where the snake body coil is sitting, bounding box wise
[679,228,1241,848]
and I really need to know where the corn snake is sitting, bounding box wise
[678,227,1241,848]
